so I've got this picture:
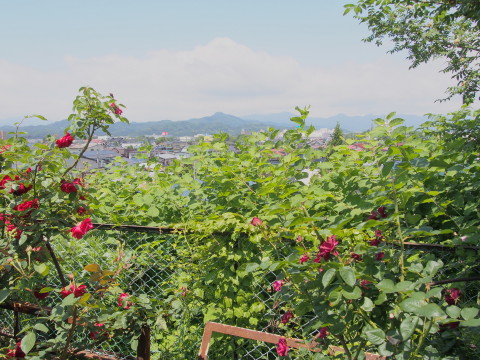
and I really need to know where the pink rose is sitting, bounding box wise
[118,293,132,309]
[110,103,123,115]
[314,235,339,262]
[251,217,263,226]
[276,337,289,357]
[280,311,294,324]
[299,253,310,264]
[272,280,284,292]
[56,132,74,148]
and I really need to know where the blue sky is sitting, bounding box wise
[0,0,462,123]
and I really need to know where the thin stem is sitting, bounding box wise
[353,339,367,360]
[62,125,96,177]
[60,305,77,360]
[44,237,67,287]
[391,176,405,281]
[337,334,353,360]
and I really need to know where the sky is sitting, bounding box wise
[0,0,464,123]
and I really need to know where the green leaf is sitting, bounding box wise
[365,328,385,345]
[155,315,168,330]
[342,286,362,300]
[21,331,36,354]
[416,303,445,318]
[34,323,49,333]
[395,281,415,292]
[461,307,479,321]
[361,297,375,312]
[446,305,461,319]
[62,293,77,306]
[147,206,160,217]
[339,267,356,287]
[34,263,49,277]
[322,268,336,288]
[461,319,480,327]
[400,298,426,313]
[245,263,259,273]
[376,279,396,293]
[0,289,10,304]
[400,316,419,340]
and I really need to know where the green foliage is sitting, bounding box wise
[329,122,344,146]
[345,0,480,104]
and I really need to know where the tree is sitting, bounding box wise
[345,0,480,104]
[329,122,344,146]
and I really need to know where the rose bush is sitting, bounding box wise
[0,88,164,359]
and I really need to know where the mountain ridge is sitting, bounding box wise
[0,111,429,138]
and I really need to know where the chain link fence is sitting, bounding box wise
[1,227,479,359]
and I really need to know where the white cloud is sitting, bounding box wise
[0,37,463,123]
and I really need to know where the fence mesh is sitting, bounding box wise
[0,227,479,359]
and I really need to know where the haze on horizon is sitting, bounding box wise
[0,0,463,124]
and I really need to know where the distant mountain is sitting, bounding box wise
[244,112,429,132]
[0,111,430,138]
[0,113,285,138]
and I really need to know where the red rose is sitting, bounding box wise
[445,288,461,305]
[350,252,362,261]
[33,287,50,300]
[6,342,25,358]
[276,337,289,357]
[375,252,385,261]
[70,218,94,239]
[60,284,88,298]
[13,198,39,211]
[317,327,329,339]
[11,183,33,196]
[56,132,74,148]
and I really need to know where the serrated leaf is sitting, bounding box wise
[0,289,10,304]
[342,286,362,300]
[461,307,479,321]
[365,328,385,345]
[461,319,480,327]
[34,323,49,333]
[395,281,415,292]
[400,298,426,313]
[322,268,336,288]
[400,316,419,340]
[376,279,396,293]
[416,303,445,318]
[361,297,375,312]
[34,263,49,276]
[339,267,356,287]
[446,305,461,319]
[21,331,36,353]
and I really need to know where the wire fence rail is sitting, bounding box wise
[1,223,479,359]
